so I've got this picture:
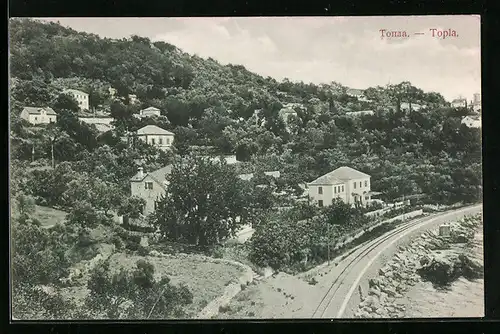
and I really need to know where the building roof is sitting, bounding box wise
[63,89,88,96]
[22,107,57,115]
[238,171,281,181]
[130,165,173,184]
[452,98,467,103]
[142,106,160,112]
[136,125,174,136]
[309,166,370,185]
[346,110,374,116]
[347,88,365,96]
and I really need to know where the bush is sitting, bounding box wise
[138,245,150,256]
[111,235,124,250]
[219,305,231,313]
[84,259,193,319]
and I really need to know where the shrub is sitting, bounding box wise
[138,245,150,256]
[308,277,318,285]
[219,305,231,313]
[84,259,193,319]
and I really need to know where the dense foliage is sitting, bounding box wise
[9,19,482,318]
[84,259,193,319]
[249,200,370,272]
[150,155,248,247]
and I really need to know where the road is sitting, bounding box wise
[310,204,482,319]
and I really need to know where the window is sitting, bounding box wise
[151,138,156,145]
[342,185,344,192]
[154,200,158,210]
[354,182,356,189]
[333,186,336,194]
[360,181,362,188]
[166,138,170,144]
[365,180,368,187]
[318,200,324,207]
[159,138,163,145]
[34,117,37,121]
[145,182,153,190]
[318,186,323,194]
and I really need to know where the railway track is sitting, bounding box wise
[310,204,481,318]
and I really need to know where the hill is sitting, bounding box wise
[9,18,480,205]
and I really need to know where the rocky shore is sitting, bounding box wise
[354,213,483,318]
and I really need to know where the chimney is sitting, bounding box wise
[137,167,144,178]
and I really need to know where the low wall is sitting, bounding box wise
[333,209,424,251]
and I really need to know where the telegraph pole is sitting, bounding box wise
[50,136,55,168]
[32,144,35,163]
[327,222,331,265]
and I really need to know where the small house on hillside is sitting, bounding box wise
[307,166,380,208]
[136,125,175,151]
[130,165,173,215]
[136,106,161,118]
[451,98,467,108]
[63,89,89,111]
[400,102,423,112]
[20,107,57,124]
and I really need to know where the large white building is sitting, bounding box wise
[461,115,481,128]
[307,166,378,207]
[20,107,57,124]
[63,89,89,111]
[136,125,175,151]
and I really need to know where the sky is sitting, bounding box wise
[36,16,481,102]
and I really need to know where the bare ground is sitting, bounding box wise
[214,272,326,319]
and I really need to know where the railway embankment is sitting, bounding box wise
[353,213,483,318]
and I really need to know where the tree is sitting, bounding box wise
[11,218,71,289]
[52,93,80,114]
[118,196,147,219]
[150,155,247,247]
[84,259,193,319]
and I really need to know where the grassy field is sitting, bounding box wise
[11,204,67,228]
[59,249,247,319]
[107,252,246,318]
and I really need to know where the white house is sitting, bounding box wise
[461,115,481,128]
[63,89,89,111]
[137,106,161,118]
[307,166,378,207]
[20,107,57,124]
[400,102,423,112]
[451,98,467,108]
[130,165,173,215]
[136,125,175,151]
